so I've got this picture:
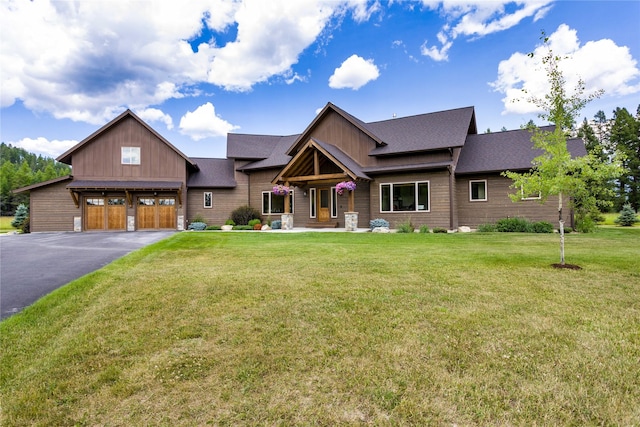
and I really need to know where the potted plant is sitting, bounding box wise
[221,219,235,231]
[272,184,290,196]
[335,180,356,195]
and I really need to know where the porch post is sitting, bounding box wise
[281,181,293,230]
[345,189,358,231]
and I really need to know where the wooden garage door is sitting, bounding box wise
[138,197,176,229]
[86,198,105,230]
[107,198,126,230]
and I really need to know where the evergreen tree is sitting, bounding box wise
[614,203,639,226]
[11,203,29,229]
[609,107,640,210]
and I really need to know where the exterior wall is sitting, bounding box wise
[187,187,247,226]
[70,116,187,186]
[30,180,78,232]
[456,174,563,227]
[369,170,452,229]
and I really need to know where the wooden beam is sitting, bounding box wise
[177,188,183,208]
[125,190,132,208]
[68,190,79,208]
[284,173,347,182]
[314,150,319,176]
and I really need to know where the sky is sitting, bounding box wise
[1,0,639,160]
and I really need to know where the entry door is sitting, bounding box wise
[318,188,330,222]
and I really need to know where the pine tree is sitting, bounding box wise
[11,203,29,229]
[615,203,639,226]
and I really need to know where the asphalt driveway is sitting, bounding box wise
[0,231,175,319]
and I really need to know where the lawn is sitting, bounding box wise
[0,216,16,233]
[1,229,639,425]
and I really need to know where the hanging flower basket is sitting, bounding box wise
[272,184,290,196]
[336,180,356,195]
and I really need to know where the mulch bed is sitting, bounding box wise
[551,263,582,270]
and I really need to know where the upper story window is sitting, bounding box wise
[121,147,140,165]
[470,180,487,201]
[380,181,429,212]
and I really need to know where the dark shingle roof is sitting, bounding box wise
[227,133,297,160]
[188,158,237,188]
[236,135,297,171]
[368,107,476,155]
[455,127,588,174]
[312,139,370,180]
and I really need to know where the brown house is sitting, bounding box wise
[16,103,586,232]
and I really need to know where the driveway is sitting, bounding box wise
[0,231,175,320]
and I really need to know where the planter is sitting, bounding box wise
[221,225,233,231]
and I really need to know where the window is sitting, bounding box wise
[470,180,487,201]
[204,192,212,208]
[108,198,125,205]
[331,187,337,218]
[380,182,429,212]
[262,191,294,215]
[309,188,316,218]
[521,187,542,200]
[121,147,140,165]
[86,198,104,206]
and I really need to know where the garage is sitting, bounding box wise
[85,197,126,230]
[138,197,176,229]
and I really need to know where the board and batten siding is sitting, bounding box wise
[369,170,452,229]
[70,116,187,184]
[456,174,564,227]
[187,187,248,226]
[30,180,78,232]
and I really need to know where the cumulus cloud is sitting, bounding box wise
[10,137,78,158]
[490,24,640,115]
[179,102,239,140]
[134,108,174,130]
[0,0,374,124]
[420,1,553,61]
[329,54,380,90]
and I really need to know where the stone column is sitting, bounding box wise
[281,213,294,230]
[345,212,358,231]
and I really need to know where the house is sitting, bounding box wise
[16,102,586,232]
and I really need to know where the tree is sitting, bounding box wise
[503,33,623,265]
[11,203,29,231]
[614,203,639,226]
[609,107,640,210]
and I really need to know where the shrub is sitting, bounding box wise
[615,203,639,226]
[192,214,207,224]
[206,225,222,230]
[230,205,261,225]
[396,220,414,233]
[419,225,430,234]
[248,219,262,227]
[369,218,390,230]
[224,219,236,226]
[233,225,253,230]
[187,222,207,231]
[495,217,533,233]
[531,221,553,233]
[432,227,447,233]
[477,223,495,232]
[271,220,282,230]
[575,216,597,233]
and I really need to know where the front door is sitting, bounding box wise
[318,188,330,222]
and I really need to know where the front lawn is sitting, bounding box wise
[1,229,639,425]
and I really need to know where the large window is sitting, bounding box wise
[470,180,487,201]
[121,147,140,165]
[262,191,294,215]
[309,188,316,218]
[380,182,429,212]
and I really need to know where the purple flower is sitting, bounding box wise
[272,185,290,196]
[336,181,356,195]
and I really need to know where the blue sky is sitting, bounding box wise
[1,0,639,160]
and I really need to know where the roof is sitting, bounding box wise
[455,127,588,174]
[363,161,452,175]
[13,175,73,193]
[56,109,197,169]
[66,180,183,190]
[368,106,477,156]
[236,134,297,171]
[311,138,370,180]
[187,158,237,188]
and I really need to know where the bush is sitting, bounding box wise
[187,222,207,231]
[248,219,262,227]
[192,214,207,224]
[225,219,236,226]
[495,217,533,233]
[206,225,222,230]
[419,225,430,234]
[477,223,495,232]
[369,218,390,230]
[230,205,261,226]
[271,220,282,230]
[396,220,414,233]
[432,227,447,233]
[615,203,639,226]
[531,221,553,233]
[575,216,597,233]
[233,225,253,230]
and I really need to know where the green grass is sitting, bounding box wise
[600,211,640,227]
[1,229,639,425]
[0,216,16,233]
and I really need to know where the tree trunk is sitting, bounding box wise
[558,192,565,265]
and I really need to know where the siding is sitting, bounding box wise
[369,171,452,229]
[187,187,247,226]
[456,174,565,227]
[30,180,78,232]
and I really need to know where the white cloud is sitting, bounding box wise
[134,108,174,130]
[329,54,380,90]
[10,137,78,159]
[491,24,640,115]
[0,0,376,124]
[179,102,239,140]
[420,1,554,61]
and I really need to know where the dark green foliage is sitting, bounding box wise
[477,223,496,232]
[432,227,447,233]
[230,205,261,225]
[187,222,207,231]
[224,219,235,226]
[369,218,390,230]
[248,219,262,227]
[419,225,430,233]
[531,221,554,233]
[575,216,597,233]
[232,225,253,230]
[395,220,414,233]
[495,217,533,233]
[615,203,639,226]
[206,225,222,230]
